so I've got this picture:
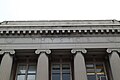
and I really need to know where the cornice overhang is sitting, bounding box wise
[1,24,120,26]
[0,24,120,34]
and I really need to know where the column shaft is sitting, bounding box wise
[0,53,13,80]
[74,52,87,80]
[109,51,120,80]
[36,53,49,80]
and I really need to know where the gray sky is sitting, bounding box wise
[0,0,120,22]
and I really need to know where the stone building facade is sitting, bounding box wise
[0,20,120,80]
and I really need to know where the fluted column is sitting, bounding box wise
[35,49,51,80]
[107,48,120,80]
[0,49,15,80]
[71,49,87,80]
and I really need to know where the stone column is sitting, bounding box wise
[0,49,15,80]
[35,49,51,80]
[71,48,87,80]
[107,48,120,80]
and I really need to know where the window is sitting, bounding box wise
[50,54,72,80]
[16,64,36,80]
[16,58,37,80]
[52,63,71,80]
[86,62,108,80]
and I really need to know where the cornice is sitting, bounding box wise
[1,23,120,26]
[0,25,120,34]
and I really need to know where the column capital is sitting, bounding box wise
[35,49,51,54]
[71,48,87,54]
[107,48,120,53]
[0,49,15,55]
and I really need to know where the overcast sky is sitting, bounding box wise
[0,0,120,22]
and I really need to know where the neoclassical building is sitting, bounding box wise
[0,20,120,80]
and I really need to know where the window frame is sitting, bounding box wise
[15,61,37,80]
[86,61,108,80]
[51,62,72,80]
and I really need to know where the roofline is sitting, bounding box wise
[0,24,120,27]
[0,20,120,26]
[0,19,118,21]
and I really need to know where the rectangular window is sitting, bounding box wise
[86,63,108,80]
[52,63,71,80]
[50,51,73,80]
[16,64,36,80]
[16,58,37,80]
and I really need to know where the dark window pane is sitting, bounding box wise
[27,75,36,80]
[87,75,96,80]
[62,64,70,69]
[96,63,104,72]
[62,64,70,73]
[86,63,95,75]
[52,64,60,69]
[97,76,107,80]
[86,64,94,68]
[62,73,70,80]
[86,64,94,72]
[100,76,107,80]
[52,74,60,80]
[96,63,105,77]
[52,64,60,73]
[87,69,95,73]
[28,66,36,74]
[17,75,25,80]
[17,65,26,74]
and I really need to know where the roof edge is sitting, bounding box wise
[0,19,120,25]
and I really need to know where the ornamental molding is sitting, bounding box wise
[71,48,87,54]
[35,49,51,54]
[0,49,15,55]
[0,25,120,34]
[107,48,120,53]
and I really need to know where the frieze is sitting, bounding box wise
[1,36,120,44]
